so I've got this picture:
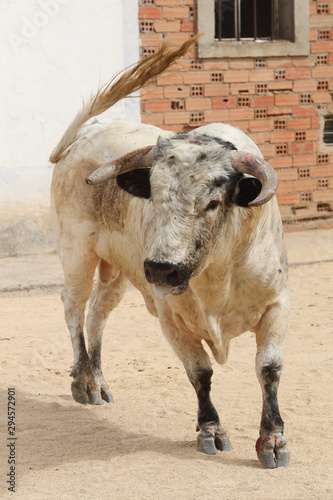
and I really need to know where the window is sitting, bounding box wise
[215,0,276,41]
[323,117,333,145]
[198,0,310,58]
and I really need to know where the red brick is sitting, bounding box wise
[270,131,295,143]
[269,158,294,170]
[181,20,195,31]
[144,100,172,112]
[186,98,211,111]
[154,20,181,32]
[249,70,274,82]
[267,107,293,117]
[230,122,249,133]
[311,15,333,29]
[183,72,212,84]
[229,109,254,121]
[277,181,294,194]
[164,86,190,98]
[211,97,237,109]
[230,83,256,95]
[266,58,292,69]
[294,179,317,191]
[247,132,271,145]
[203,61,229,71]
[275,94,299,106]
[163,6,189,18]
[277,193,301,204]
[165,125,185,132]
[292,56,316,68]
[204,84,230,97]
[306,129,320,141]
[267,81,293,92]
[141,114,164,127]
[251,96,274,107]
[138,7,162,19]
[312,92,332,104]
[204,110,229,122]
[311,117,321,128]
[141,87,164,100]
[260,144,276,157]
[292,106,318,117]
[311,41,333,53]
[289,143,314,155]
[229,59,254,70]
[312,66,333,78]
[292,154,317,167]
[155,0,183,5]
[310,29,318,41]
[248,119,274,132]
[293,80,317,92]
[165,33,191,45]
[286,118,311,130]
[164,112,190,125]
[224,71,249,83]
[286,68,311,80]
[140,34,163,46]
[312,165,333,177]
[313,190,333,202]
[156,73,183,85]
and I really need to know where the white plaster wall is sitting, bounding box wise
[0,0,139,255]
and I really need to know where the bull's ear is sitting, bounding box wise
[233,176,262,207]
[116,168,151,199]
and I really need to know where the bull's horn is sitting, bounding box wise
[230,151,278,207]
[86,145,156,185]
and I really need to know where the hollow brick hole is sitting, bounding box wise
[255,109,268,119]
[298,168,310,179]
[318,179,329,189]
[274,119,286,130]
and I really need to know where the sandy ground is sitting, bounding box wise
[0,230,333,499]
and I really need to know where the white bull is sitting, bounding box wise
[50,38,290,468]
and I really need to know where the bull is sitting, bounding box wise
[50,37,290,468]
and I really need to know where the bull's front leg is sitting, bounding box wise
[254,295,290,468]
[158,309,231,455]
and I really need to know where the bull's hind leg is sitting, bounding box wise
[158,310,231,455]
[85,259,128,404]
[254,294,290,468]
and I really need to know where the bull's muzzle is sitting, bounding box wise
[144,259,190,290]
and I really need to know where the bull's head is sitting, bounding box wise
[86,132,278,297]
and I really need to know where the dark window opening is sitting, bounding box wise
[323,117,333,145]
[215,0,292,41]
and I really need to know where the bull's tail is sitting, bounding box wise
[49,35,200,164]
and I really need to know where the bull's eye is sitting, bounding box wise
[206,200,220,211]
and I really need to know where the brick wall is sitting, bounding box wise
[139,0,333,227]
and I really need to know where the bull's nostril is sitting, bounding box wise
[166,270,182,287]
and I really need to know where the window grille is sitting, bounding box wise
[215,0,277,41]
[323,117,333,145]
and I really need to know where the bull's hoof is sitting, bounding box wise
[256,432,290,468]
[70,371,114,406]
[197,424,232,455]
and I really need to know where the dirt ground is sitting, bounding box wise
[0,233,333,499]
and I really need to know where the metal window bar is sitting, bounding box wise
[215,0,276,41]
